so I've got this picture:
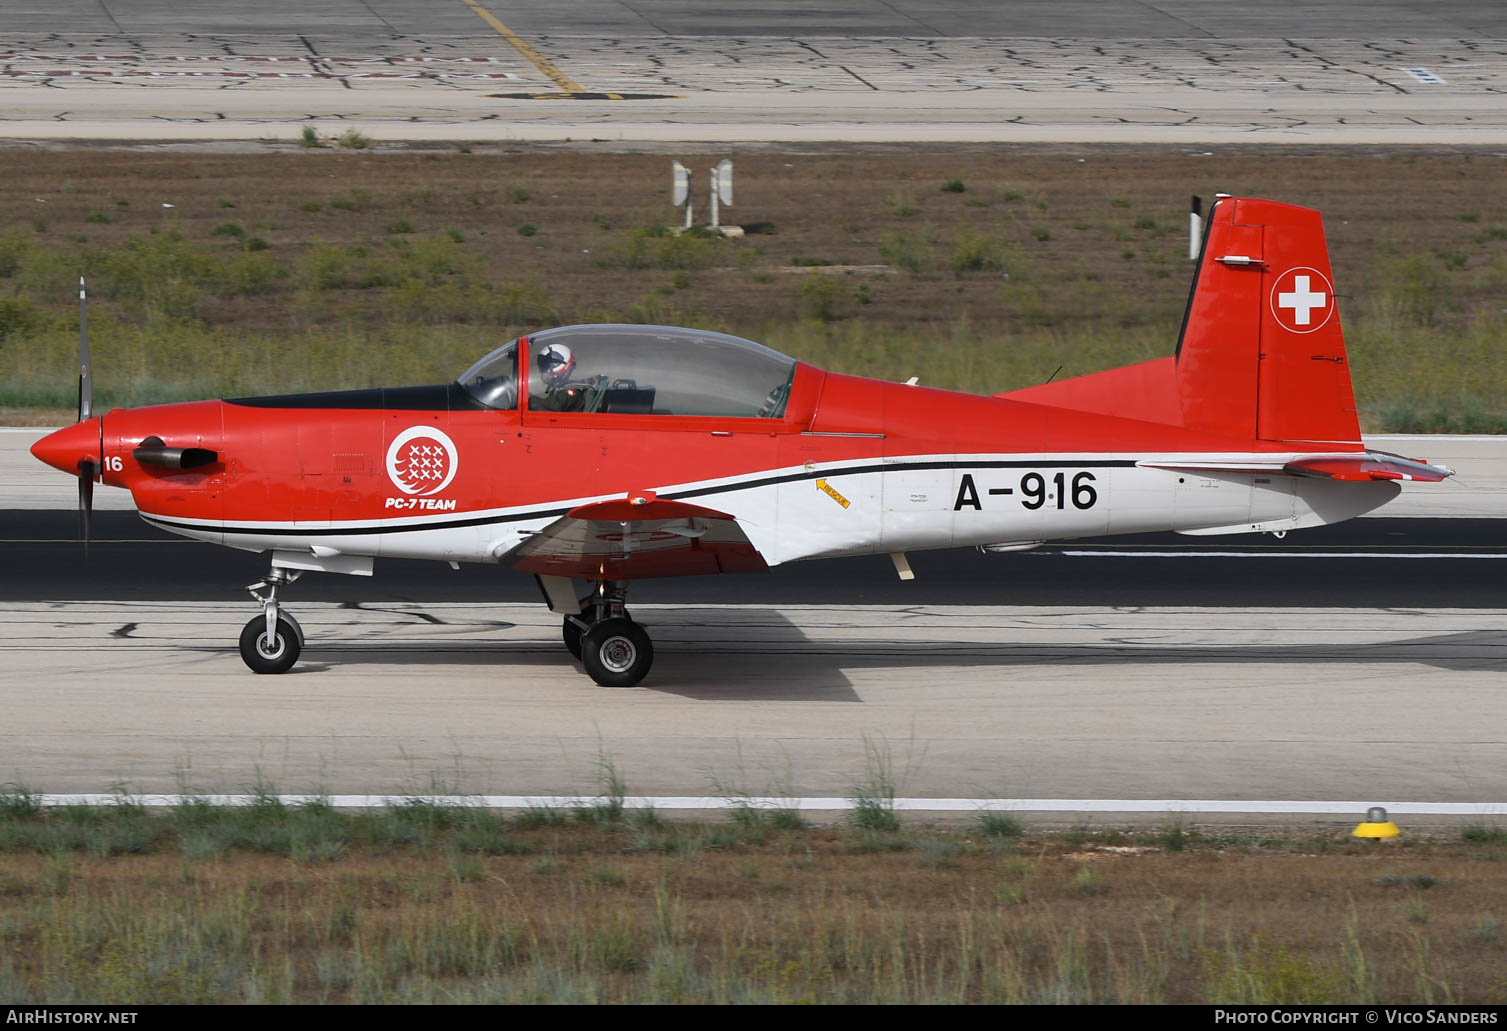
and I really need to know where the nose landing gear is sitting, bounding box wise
[239,569,305,674]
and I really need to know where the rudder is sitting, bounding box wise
[1178,197,1361,445]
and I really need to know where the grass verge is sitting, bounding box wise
[1,800,1504,1003]
[1,150,1505,429]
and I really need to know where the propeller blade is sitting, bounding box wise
[78,276,91,422]
[77,458,94,556]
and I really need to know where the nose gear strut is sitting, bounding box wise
[239,567,305,674]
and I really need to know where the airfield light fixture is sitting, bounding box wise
[1352,806,1401,840]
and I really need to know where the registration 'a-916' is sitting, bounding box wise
[954,471,1098,512]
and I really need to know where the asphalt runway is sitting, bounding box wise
[3,598,1504,804]
[1,505,1503,808]
[2,510,1505,608]
[3,1,1505,144]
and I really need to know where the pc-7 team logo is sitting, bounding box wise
[386,426,459,496]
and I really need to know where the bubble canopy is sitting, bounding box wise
[457,324,798,418]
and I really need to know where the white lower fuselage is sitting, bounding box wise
[136,452,1401,576]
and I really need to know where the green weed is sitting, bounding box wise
[975,812,1023,838]
[951,228,1004,272]
[848,736,900,833]
[799,275,842,320]
[1462,825,1507,845]
[878,227,935,273]
[0,783,42,820]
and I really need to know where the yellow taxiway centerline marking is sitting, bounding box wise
[460,0,623,99]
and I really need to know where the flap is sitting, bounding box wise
[497,496,768,580]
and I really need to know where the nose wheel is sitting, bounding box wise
[239,614,302,674]
[239,569,305,674]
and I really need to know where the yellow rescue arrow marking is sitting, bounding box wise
[816,478,851,509]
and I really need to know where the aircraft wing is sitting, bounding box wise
[497,496,769,580]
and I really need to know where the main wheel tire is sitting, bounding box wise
[238,615,302,674]
[562,615,584,660]
[580,617,653,687]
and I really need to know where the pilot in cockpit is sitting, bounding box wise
[531,342,598,412]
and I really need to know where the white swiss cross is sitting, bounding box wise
[1278,274,1326,326]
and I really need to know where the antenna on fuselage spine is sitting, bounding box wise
[1189,195,1203,262]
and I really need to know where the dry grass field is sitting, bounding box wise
[0,145,1504,428]
[1,789,1506,1004]
[8,795,1507,1000]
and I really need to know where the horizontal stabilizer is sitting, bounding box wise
[1286,452,1453,483]
[1143,451,1452,482]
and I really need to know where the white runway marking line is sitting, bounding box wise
[1055,551,1507,559]
[1403,67,1446,85]
[29,795,1507,816]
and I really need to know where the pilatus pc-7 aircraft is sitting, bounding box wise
[32,197,1452,686]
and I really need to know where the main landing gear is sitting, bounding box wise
[562,581,654,687]
[233,566,653,685]
[239,569,305,674]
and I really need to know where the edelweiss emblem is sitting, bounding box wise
[385,426,459,496]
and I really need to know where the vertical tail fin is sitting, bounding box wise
[1177,197,1361,445]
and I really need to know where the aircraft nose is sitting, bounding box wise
[31,418,102,475]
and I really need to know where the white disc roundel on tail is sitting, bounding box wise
[386,426,459,496]
[1269,266,1335,335]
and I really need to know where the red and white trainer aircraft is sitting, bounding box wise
[31,197,1452,685]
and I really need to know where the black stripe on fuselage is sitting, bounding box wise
[226,383,490,411]
[142,458,1139,538]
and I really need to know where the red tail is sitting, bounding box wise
[1000,197,1362,446]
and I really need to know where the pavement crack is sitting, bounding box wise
[840,66,879,91]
